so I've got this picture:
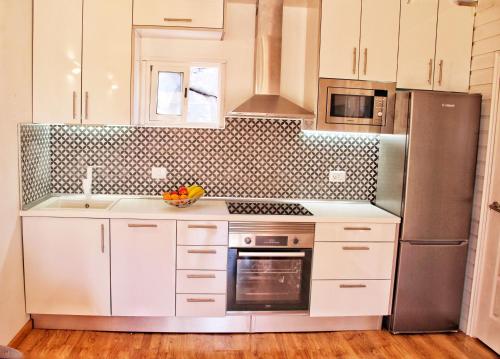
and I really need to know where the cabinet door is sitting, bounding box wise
[111,220,176,316]
[359,0,400,82]
[133,0,224,29]
[33,0,82,124]
[319,0,361,79]
[433,0,475,92]
[397,0,438,90]
[82,0,132,125]
[23,217,110,315]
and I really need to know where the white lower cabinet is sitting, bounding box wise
[177,246,228,270]
[23,217,111,316]
[176,270,226,294]
[176,294,226,317]
[110,219,176,316]
[310,280,392,317]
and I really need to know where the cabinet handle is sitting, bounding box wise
[428,59,433,85]
[187,249,217,254]
[343,227,372,231]
[342,246,370,251]
[164,18,193,23]
[363,48,368,75]
[84,91,89,120]
[128,224,158,228]
[340,284,367,289]
[186,298,215,303]
[100,224,105,253]
[187,224,218,229]
[352,47,357,75]
[187,274,216,279]
[438,60,444,86]
[72,91,77,120]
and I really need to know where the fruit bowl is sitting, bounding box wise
[162,185,205,208]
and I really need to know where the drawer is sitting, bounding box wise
[315,223,397,242]
[310,280,391,317]
[177,246,228,270]
[133,0,224,29]
[176,270,227,294]
[312,242,395,280]
[177,221,228,246]
[176,294,226,317]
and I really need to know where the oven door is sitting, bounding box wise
[227,248,312,312]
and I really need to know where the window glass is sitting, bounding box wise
[156,71,184,116]
[187,66,219,123]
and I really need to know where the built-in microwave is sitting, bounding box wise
[317,79,396,133]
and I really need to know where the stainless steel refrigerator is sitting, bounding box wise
[376,91,481,333]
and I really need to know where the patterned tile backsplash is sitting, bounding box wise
[20,118,380,206]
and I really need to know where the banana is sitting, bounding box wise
[188,185,205,198]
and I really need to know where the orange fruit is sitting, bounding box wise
[163,192,171,200]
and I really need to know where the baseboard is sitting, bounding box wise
[8,319,33,348]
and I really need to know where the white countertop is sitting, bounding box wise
[20,195,400,223]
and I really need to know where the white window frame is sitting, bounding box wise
[140,60,225,128]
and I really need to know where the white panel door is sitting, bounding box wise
[359,0,400,82]
[23,217,110,316]
[319,0,361,79]
[82,0,132,125]
[33,0,82,124]
[111,220,176,316]
[433,0,475,93]
[397,0,438,90]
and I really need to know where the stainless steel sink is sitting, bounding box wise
[44,199,115,210]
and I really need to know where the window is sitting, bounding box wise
[143,61,225,128]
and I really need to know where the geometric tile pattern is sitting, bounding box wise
[20,118,380,205]
[19,124,52,205]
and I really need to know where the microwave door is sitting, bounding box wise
[326,88,376,125]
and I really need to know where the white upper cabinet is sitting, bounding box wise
[82,0,132,125]
[397,0,438,90]
[33,0,82,124]
[319,0,361,80]
[319,0,400,81]
[133,0,224,29]
[33,0,132,125]
[358,0,400,82]
[433,0,475,92]
[397,0,474,92]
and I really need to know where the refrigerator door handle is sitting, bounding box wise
[406,240,467,246]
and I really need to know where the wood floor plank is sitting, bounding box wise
[14,329,497,359]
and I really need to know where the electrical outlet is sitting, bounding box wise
[329,170,346,183]
[151,166,167,179]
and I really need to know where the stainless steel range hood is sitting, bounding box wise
[228,0,314,119]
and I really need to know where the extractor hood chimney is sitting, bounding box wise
[228,0,314,119]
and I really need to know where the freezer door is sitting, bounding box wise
[389,241,468,333]
[402,91,480,242]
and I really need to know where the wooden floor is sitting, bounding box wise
[14,329,497,359]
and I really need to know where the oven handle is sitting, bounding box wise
[238,252,306,258]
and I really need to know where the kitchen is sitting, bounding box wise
[1,0,500,358]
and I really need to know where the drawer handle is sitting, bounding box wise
[187,298,216,303]
[128,224,158,228]
[187,224,218,229]
[340,284,367,289]
[343,227,372,231]
[164,18,193,23]
[342,246,370,251]
[187,249,217,254]
[187,274,216,279]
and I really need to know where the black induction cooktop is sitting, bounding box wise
[226,201,313,216]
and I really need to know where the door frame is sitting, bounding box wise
[468,51,500,336]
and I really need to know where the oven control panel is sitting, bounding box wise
[230,233,314,248]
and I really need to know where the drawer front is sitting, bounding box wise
[177,221,228,246]
[133,0,224,29]
[315,223,397,242]
[177,270,227,294]
[177,246,228,270]
[310,280,391,317]
[312,242,395,280]
[176,294,226,317]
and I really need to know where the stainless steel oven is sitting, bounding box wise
[227,222,314,312]
[317,78,396,133]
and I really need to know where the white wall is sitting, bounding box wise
[0,0,32,344]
